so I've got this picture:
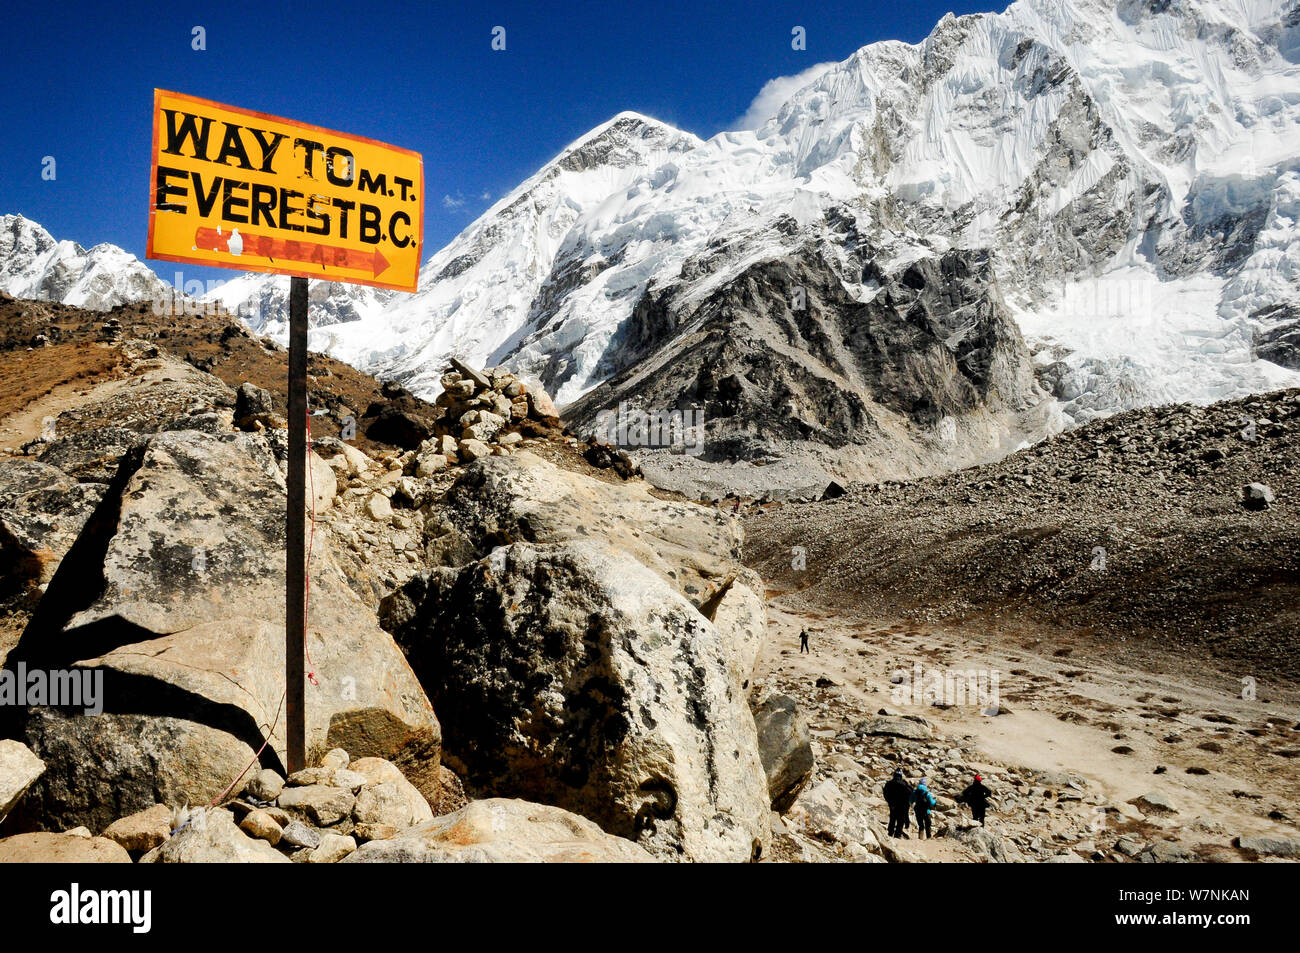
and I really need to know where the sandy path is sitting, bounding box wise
[757,596,1300,858]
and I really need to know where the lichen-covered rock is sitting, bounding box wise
[276,785,356,827]
[384,540,770,862]
[0,460,105,619]
[9,429,439,832]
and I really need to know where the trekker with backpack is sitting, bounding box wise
[912,778,937,839]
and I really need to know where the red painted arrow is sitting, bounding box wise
[194,227,390,278]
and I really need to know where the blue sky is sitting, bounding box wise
[0,0,1002,287]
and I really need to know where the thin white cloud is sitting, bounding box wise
[442,193,466,210]
[733,61,838,131]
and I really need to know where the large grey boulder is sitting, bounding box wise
[701,568,768,684]
[793,778,879,851]
[414,451,767,686]
[750,694,814,813]
[384,541,770,862]
[343,799,655,863]
[10,430,440,832]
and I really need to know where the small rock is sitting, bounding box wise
[1240,483,1275,510]
[416,453,447,476]
[365,493,394,521]
[1137,841,1194,863]
[307,832,357,863]
[277,785,356,826]
[354,823,399,842]
[243,768,285,802]
[239,809,284,845]
[280,820,322,849]
[100,803,172,853]
[320,748,351,771]
[331,769,369,793]
[140,810,288,863]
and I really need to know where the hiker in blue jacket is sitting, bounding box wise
[911,778,937,839]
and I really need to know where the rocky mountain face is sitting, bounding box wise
[565,244,1057,495]
[5,1,1300,497]
[745,385,1300,681]
[0,215,168,311]
[206,0,1300,493]
[208,114,703,389]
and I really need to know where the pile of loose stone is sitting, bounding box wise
[418,359,562,468]
[89,748,466,864]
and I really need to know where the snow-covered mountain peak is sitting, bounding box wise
[251,0,1300,422]
[0,213,168,311]
[5,0,1300,491]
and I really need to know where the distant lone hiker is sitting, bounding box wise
[958,774,993,827]
[883,768,913,838]
[912,778,936,839]
[799,628,809,654]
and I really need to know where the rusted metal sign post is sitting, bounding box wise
[285,276,309,770]
[147,90,423,772]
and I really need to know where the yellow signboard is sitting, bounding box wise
[147,89,423,292]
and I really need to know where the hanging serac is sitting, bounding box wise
[147,89,424,292]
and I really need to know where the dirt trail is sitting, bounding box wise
[757,594,1300,862]
[0,373,126,448]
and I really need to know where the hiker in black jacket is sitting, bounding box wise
[911,778,936,838]
[958,774,993,827]
[882,768,912,838]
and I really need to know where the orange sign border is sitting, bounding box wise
[146,88,424,293]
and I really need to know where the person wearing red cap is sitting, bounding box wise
[958,774,993,827]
